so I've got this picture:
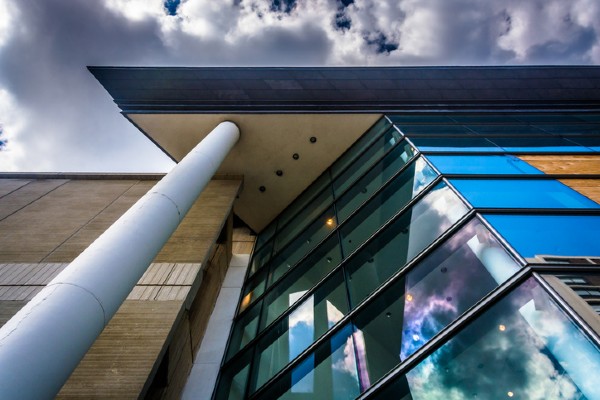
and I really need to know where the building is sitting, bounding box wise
[0,66,599,399]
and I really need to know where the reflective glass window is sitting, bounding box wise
[331,117,391,179]
[427,154,543,175]
[261,236,342,331]
[534,124,600,134]
[568,136,600,152]
[336,141,417,223]
[491,136,589,152]
[451,179,600,209]
[345,183,470,306]
[332,127,403,197]
[389,115,455,124]
[466,125,546,135]
[238,267,268,313]
[340,158,438,256]
[255,220,276,252]
[395,125,474,135]
[484,215,600,260]
[278,172,331,228]
[215,348,252,400]
[248,240,273,276]
[257,323,362,400]
[370,277,600,400]
[353,219,519,383]
[268,207,337,285]
[274,185,334,253]
[249,271,349,393]
[226,301,262,361]
[409,137,502,152]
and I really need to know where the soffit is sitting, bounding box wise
[128,113,381,231]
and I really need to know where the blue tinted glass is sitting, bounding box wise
[409,137,502,152]
[568,137,600,152]
[491,137,589,152]
[484,214,600,259]
[427,155,543,175]
[452,179,600,209]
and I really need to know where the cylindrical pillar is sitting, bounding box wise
[0,121,240,399]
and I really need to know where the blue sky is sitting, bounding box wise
[0,0,599,172]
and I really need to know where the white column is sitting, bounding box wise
[0,121,240,400]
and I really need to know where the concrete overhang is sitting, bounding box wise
[89,66,600,231]
[127,112,380,231]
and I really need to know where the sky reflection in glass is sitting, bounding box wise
[372,278,600,400]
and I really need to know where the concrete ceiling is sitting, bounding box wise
[128,113,381,232]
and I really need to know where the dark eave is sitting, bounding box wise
[88,66,600,114]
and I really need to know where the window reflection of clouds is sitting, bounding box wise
[403,278,600,400]
[400,219,518,360]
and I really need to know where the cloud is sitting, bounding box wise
[0,0,599,171]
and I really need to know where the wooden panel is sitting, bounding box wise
[560,179,600,204]
[58,300,183,399]
[519,155,600,174]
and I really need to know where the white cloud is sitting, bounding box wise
[0,0,598,172]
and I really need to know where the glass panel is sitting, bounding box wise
[336,141,417,223]
[274,186,334,253]
[389,115,455,124]
[250,271,349,393]
[333,127,403,197]
[426,154,543,175]
[268,207,337,285]
[255,220,277,252]
[466,124,546,135]
[239,267,268,313]
[484,215,600,261]
[370,278,600,400]
[248,240,273,275]
[568,137,600,152]
[226,300,262,361]
[340,158,438,255]
[345,183,470,306]
[451,179,600,209]
[491,136,589,152]
[261,236,343,331]
[534,124,600,134]
[395,125,475,135]
[352,218,520,387]
[278,172,331,228]
[409,137,502,152]
[450,115,521,124]
[331,118,391,180]
[258,323,361,400]
[215,348,252,400]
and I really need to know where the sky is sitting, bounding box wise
[0,0,599,172]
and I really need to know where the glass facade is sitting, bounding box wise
[216,114,600,400]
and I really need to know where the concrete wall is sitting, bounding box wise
[0,176,246,399]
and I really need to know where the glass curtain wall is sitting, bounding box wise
[215,114,600,400]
